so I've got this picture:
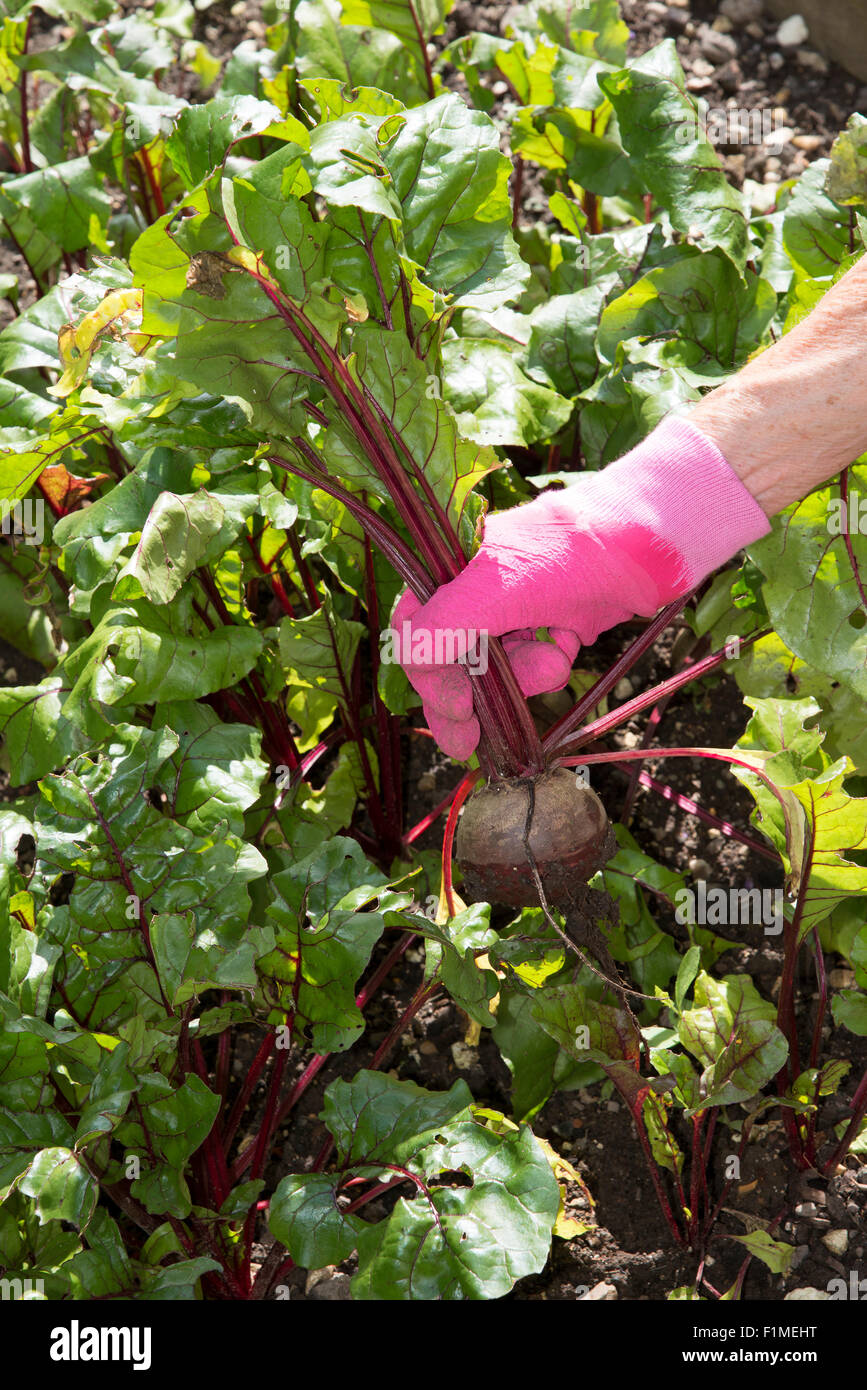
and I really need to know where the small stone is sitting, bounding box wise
[417,771,436,794]
[686,76,713,93]
[764,156,783,172]
[666,0,689,7]
[784,1287,831,1300]
[4,667,17,684]
[688,858,711,880]
[776,14,809,47]
[790,1244,811,1269]
[691,56,716,78]
[305,1265,337,1295]
[620,730,641,749]
[309,1273,351,1300]
[828,967,856,988]
[491,80,509,96]
[698,25,738,63]
[664,6,689,28]
[769,51,785,70]
[822,1229,849,1256]
[613,677,633,700]
[645,1,668,14]
[796,48,829,73]
[712,16,734,33]
[745,21,765,39]
[795,1201,818,1217]
[419,1040,438,1055]
[450,1041,476,1070]
[792,134,824,151]
[605,1100,620,1113]
[715,60,742,94]
[796,1176,826,1203]
[720,0,763,23]
[581,1280,618,1301]
[764,126,795,147]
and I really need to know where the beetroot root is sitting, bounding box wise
[455,767,616,909]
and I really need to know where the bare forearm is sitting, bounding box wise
[689,253,867,517]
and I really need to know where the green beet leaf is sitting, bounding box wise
[271,1071,559,1299]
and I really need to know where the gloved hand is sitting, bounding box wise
[392,415,770,759]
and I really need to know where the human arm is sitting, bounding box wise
[691,252,867,515]
[396,253,867,757]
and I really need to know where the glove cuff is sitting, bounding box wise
[570,414,772,603]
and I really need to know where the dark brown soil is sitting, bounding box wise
[620,0,864,187]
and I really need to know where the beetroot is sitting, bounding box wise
[455,768,616,909]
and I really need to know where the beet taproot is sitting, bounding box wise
[455,767,616,909]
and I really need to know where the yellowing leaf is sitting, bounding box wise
[50,289,143,398]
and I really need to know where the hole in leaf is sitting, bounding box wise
[785,673,797,693]
[429,1169,473,1189]
[49,872,75,906]
[15,833,35,875]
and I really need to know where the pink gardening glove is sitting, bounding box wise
[392,415,770,759]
